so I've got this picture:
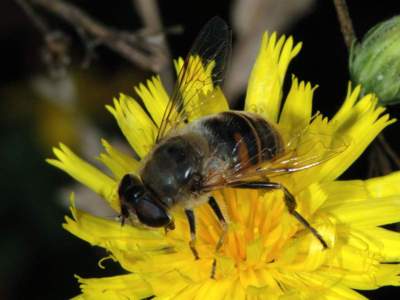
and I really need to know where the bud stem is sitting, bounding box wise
[378,134,400,169]
[332,0,356,50]
[333,0,400,175]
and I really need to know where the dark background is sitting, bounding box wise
[1,1,399,299]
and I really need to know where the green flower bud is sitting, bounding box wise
[349,16,400,105]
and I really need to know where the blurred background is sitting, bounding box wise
[1,1,399,299]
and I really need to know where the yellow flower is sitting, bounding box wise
[48,32,400,299]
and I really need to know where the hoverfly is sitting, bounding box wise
[118,17,344,278]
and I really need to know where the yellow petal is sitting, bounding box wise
[106,94,157,158]
[226,279,246,300]
[320,85,395,181]
[289,86,394,192]
[321,171,400,208]
[98,139,140,180]
[184,279,233,300]
[365,170,400,198]
[174,56,213,99]
[75,273,152,300]
[145,270,191,299]
[321,287,367,300]
[279,76,316,136]
[180,279,232,300]
[63,204,168,253]
[134,76,170,127]
[363,227,400,261]
[321,176,400,227]
[173,57,229,122]
[46,143,116,203]
[319,263,400,290]
[324,196,400,226]
[299,183,328,215]
[189,87,229,121]
[245,32,302,122]
[286,272,368,299]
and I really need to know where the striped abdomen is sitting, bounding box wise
[199,111,284,168]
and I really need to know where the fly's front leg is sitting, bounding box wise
[185,209,200,260]
[233,181,328,249]
[208,196,227,279]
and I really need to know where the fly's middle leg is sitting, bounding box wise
[185,209,200,260]
[208,196,228,279]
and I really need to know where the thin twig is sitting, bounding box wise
[332,0,356,50]
[16,0,72,78]
[30,0,166,72]
[133,0,162,30]
[378,133,400,169]
[15,0,49,34]
[368,141,392,177]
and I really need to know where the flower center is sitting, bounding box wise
[197,189,298,277]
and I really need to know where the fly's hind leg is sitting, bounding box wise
[233,181,328,249]
[208,196,228,279]
[279,184,328,249]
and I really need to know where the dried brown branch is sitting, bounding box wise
[16,0,73,77]
[16,0,49,34]
[133,0,162,30]
[225,0,315,105]
[30,0,167,73]
[332,0,356,50]
[132,0,174,91]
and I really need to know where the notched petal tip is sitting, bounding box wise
[245,31,302,123]
[47,143,117,205]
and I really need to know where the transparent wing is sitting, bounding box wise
[156,17,231,142]
[202,124,349,190]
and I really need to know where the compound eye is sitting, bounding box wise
[135,197,171,228]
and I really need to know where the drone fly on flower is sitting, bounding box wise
[118,17,346,277]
